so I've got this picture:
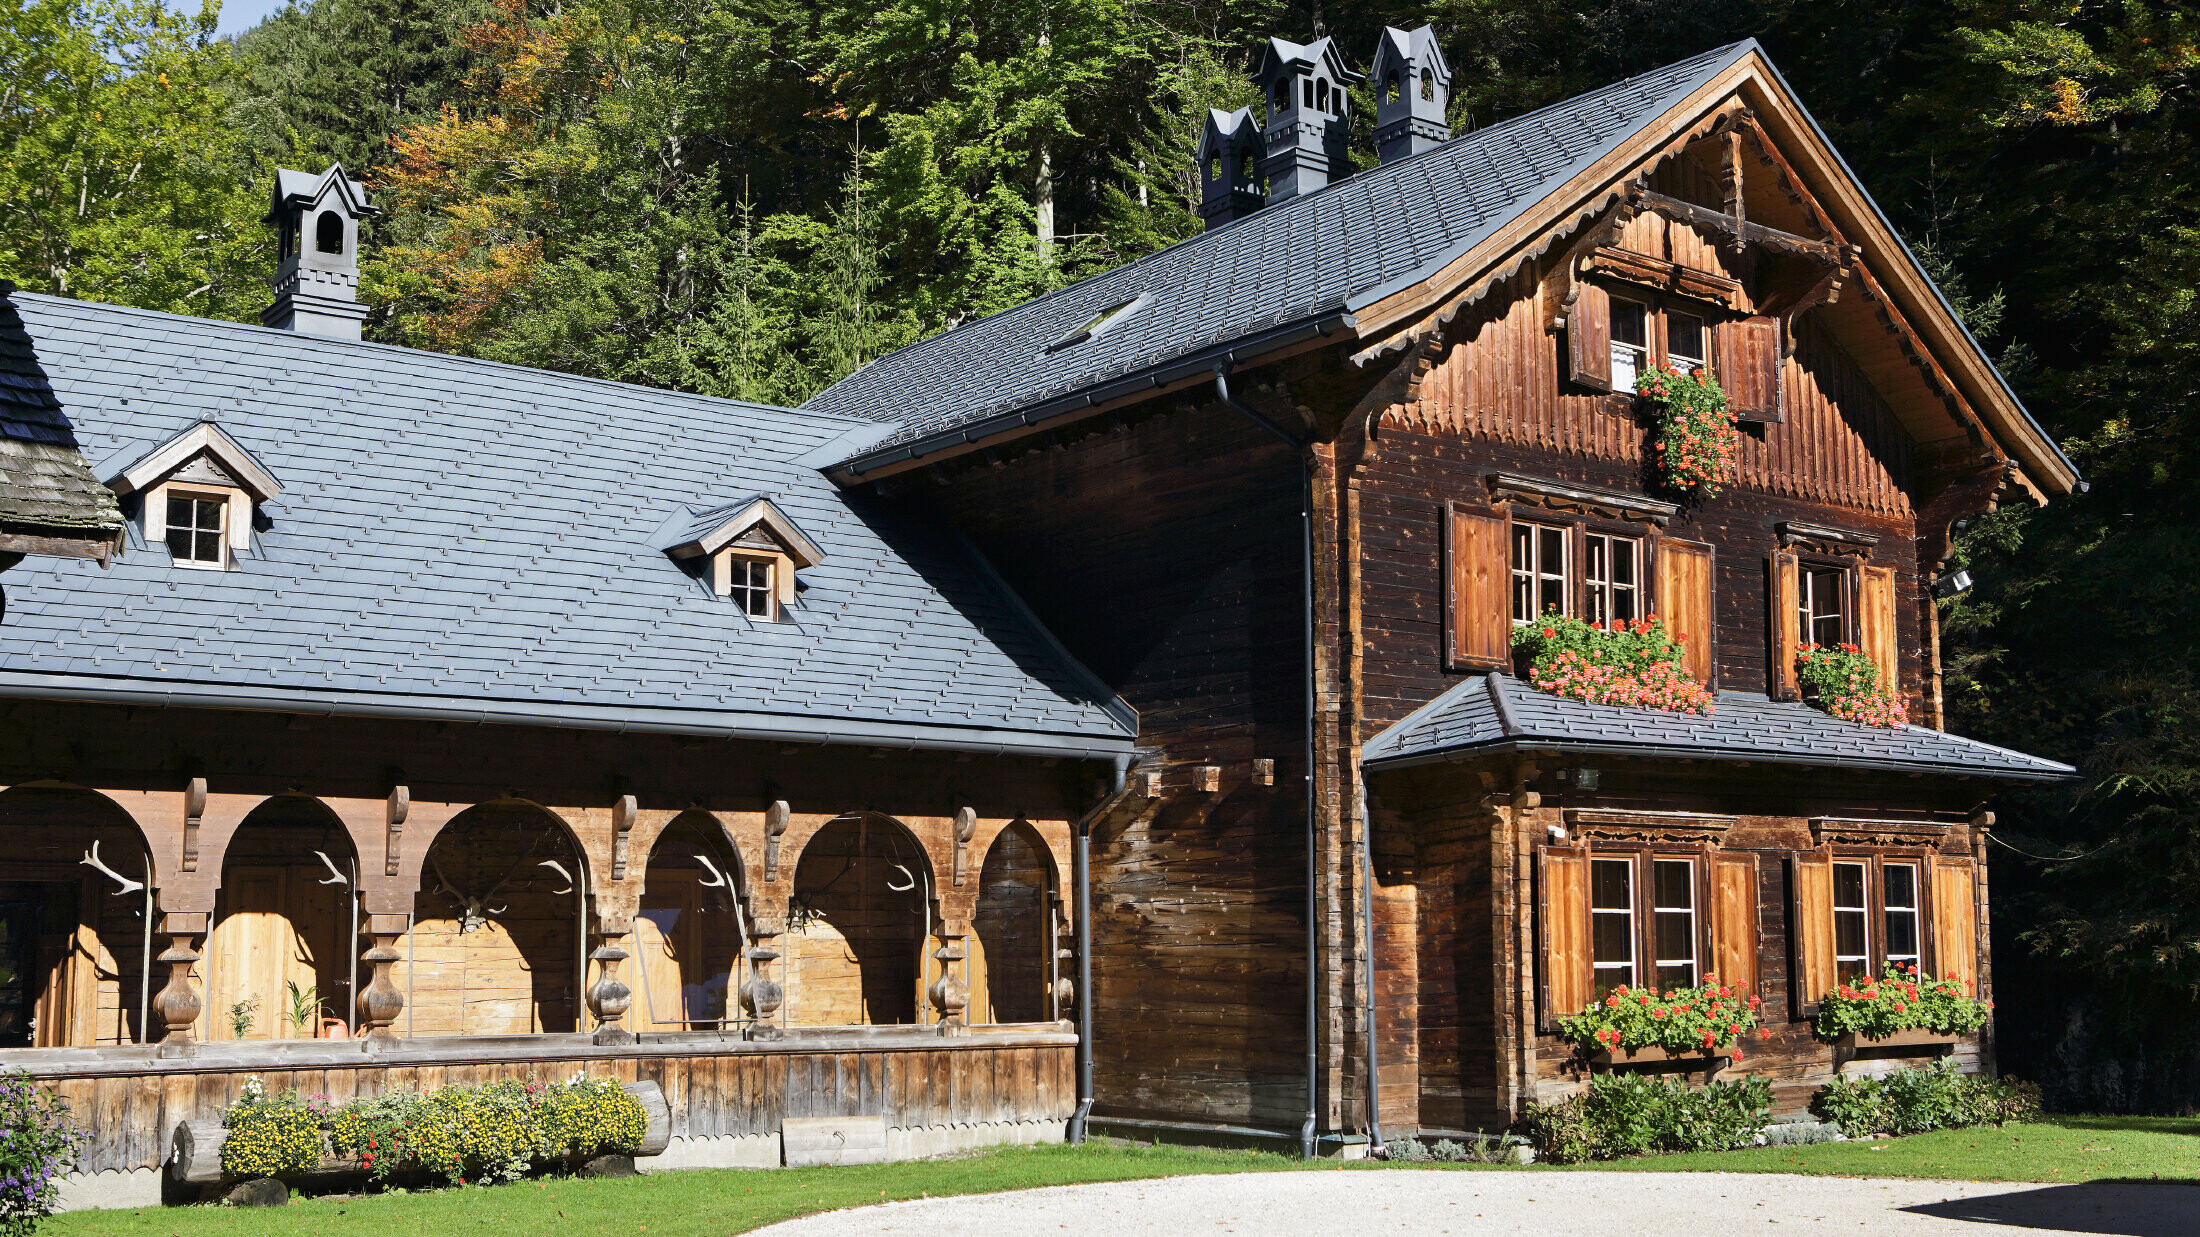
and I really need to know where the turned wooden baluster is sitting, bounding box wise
[588,918,636,1045]
[356,915,407,1049]
[153,913,205,1057]
[741,916,784,1041]
[929,919,969,1035]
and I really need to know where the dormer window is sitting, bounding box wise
[103,421,282,571]
[655,495,824,622]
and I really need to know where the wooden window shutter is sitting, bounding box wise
[1770,551,1800,699]
[1566,280,1612,392]
[1931,860,1978,990]
[1792,853,1835,1010]
[1710,852,1759,1000]
[1718,316,1783,422]
[1447,504,1509,669]
[1540,847,1592,1023]
[1654,539,1715,686]
[1858,565,1899,695]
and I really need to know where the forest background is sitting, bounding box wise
[3,0,2197,1112]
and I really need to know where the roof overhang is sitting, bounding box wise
[1362,733,2079,783]
[104,421,282,503]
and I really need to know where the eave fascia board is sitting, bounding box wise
[830,311,1355,483]
[1361,734,2078,783]
[105,421,282,502]
[0,670,1138,762]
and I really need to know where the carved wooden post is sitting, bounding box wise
[385,786,408,877]
[154,911,206,1057]
[588,916,636,1045]
[610,795,638,881]
[763,801,789,881]
[741,915,784,1041]
[951,807,976,886]
[182,778,206,873]
[356,913,407,1050]
[930,918,968,1035]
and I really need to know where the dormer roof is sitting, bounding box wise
[1255,35,1360,87]
[655,495,824,568]
[262,163,378,225]
[104,420,282,503]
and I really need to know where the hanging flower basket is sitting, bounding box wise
[1635,365,1739,496]
[1511,614,1712,715]
[1796,643,1908,727]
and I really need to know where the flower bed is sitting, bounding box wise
[1511,614,1712,715]
[1796,643,1908,727]
[1812,962,1991,1043]
[1635,365,1738,496]
[220,1074,647,1186]
[1813,1061,2039,1137]
[1558,975,1767,1061]
[1523,1072,1772,1163]
[0,1070,83,1237]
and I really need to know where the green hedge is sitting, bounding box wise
[1813,1062,2041,1137]
[1521,1073,1773,1164]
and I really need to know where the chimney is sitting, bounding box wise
[261,164,378,340]
[1197,107,1266,229]
[1372,25,1451,164]
[1255,36,1362,205]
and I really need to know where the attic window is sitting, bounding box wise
[723,556,776,620]
[104,421,282,572]
[1046,295,1145,353]
[654,495,824,622]
[164,491,227,568]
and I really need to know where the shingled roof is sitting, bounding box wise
[0,285,123,556]
[0,294,1134,758]
[1362,673,2076,782]
[813,42,1757,473]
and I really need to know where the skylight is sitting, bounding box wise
[1045,294,1147,353]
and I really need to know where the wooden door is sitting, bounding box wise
[635,871,728,1030]
[206,867,327,1040]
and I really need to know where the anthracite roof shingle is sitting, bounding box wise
[811,42,1755,470]
[1362,673,2075,781]
[0,294,1133,757]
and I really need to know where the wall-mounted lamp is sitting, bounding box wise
[1933,569,1975,599]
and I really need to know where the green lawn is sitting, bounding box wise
[46,1116,2198,1237]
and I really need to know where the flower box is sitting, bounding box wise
[1834,1028,1959,1051]
[1588,1045,1720,1066]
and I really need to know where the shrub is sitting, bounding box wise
[1511,614,1713,715]
[1521,1073,1772,1164]
[1796,643,1908,727]
[219,1079,325,1180]
[0,1070,84,1237]
[1635,364,1739,495]
[1813,1062,2041,1137]
[1812,962,1991,1041]
[1557,975,1765,1058]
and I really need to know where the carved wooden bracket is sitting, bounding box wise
[385,785,409,878]
[764,800,790,881]
[1809,817,1953,848]
[1582,244,1744,309]
[1487,471,1679,526]
[610,794,639,880]
[1564,809,1735,843]
[951,806,977,886]
[1633,189,1844,268]
[181,777,206,873]
[1776,520,1878,559]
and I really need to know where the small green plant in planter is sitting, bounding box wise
[1557,974,1766,1060]
[1634,364,1739,496]
[1511,613,1712,715]
[1812,962,1990,1042]
[1796,642,1908,727]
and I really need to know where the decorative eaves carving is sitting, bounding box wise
[1488,472,1679,526]
[1810,817,1952,848]
[1565,809,1736,843]
[1582,245,1744,310]
[1776,520,1878,559]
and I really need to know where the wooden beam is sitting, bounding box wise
[1633,190,1842,265]
[0,531,115,562]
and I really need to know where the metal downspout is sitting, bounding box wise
[1214,363,1319,1161]
[1068,753,1128,1144]
[1358,776,1385,1155]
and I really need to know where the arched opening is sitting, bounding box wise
[315,210,344,254]
[1207,154,1221,183]
[1272,80,1289,114]
[1303,78,1316,110]
[1420,69,1436,103]
[1384,71,1401,105]
[631,813,746,1033]
[785,815,931,1026]
[204,797,357,1042]
[402,803,583,1036]
[970,822,1056,1025]
[0,787,154,1046]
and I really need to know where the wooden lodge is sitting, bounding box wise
[0,32,2075,1206]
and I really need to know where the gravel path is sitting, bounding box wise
[749,1170,2196,1236]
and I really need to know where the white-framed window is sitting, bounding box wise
[1584,533,1641,628]
[1799,564,1849,647]
[1832,860,1870,983]
[1667,310,1708,374]
[727,557,774,619]
[1590,857,1635,998]
[1511,522,1569,623]
[1610,296,1650,390]
[1651,859,1699,990]
[163,490,227,568]
[1883,863,1920,972]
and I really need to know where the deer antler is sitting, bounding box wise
[313,850,349,886]
[80,840,145,895]
[538,859,574,895]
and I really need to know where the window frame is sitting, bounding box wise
[1799,849,1942,1011]
[1602,285,1719,390]
[1589,856,1637,999]
[1582,846,1708,1002]
[1507,513,1651,631]
[1582,531,1643,629]
[726,555,775,620]
[160,485,231,570]
[1510,519,1571,625]
[1797,560,1855,649]
[1882,860,1922,974]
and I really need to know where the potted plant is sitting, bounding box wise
[1813,962,1991,1049]
[1796,643,1908,727]
[1634,364,1739,497]
[1558,974,1768,1065]
[1511,614,1713,716]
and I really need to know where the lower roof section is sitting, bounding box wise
[1362,672,2075,782]
[0,669,1137,762]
